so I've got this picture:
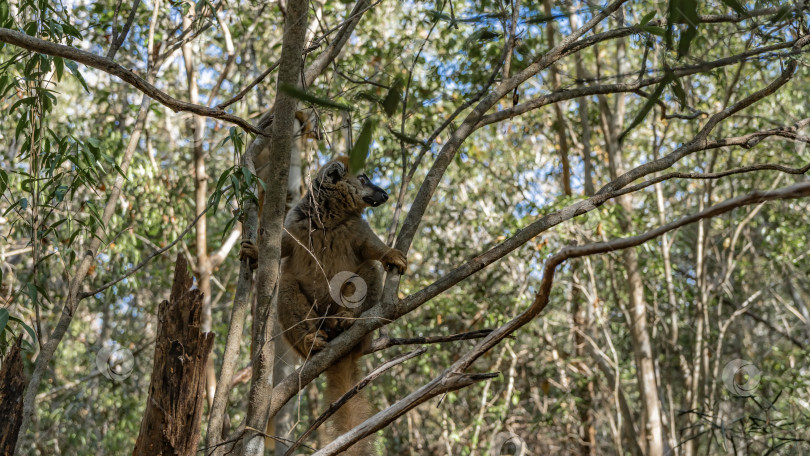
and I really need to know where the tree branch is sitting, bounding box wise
[0,27,266,135]
[284,348,427,456]
[314,181,810,454]
[365,329,497,354]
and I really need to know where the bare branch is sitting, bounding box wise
[315,181,810,454]
[216,61,280,110]
[366,329,497,354]
[0,27,266,135]
[79,206,209,300]
[106,0,142,59]
[206,202,258,455]
[284,348,427,456]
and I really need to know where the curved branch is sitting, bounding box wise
[476,40,796,128]
[314,181,810,455]
[0,27,265,135]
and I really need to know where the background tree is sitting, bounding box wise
[0,0,808,455]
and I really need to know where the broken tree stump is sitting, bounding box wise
[0,336,25,456]
[133,254,215,456]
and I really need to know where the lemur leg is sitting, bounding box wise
[278,274,328,358]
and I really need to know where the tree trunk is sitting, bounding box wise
[133,254,214,456]
[0,336,25,455]
[181,6,215,409]
[271,116,307,454]
[238,1,309,454]
[543,0,571,196]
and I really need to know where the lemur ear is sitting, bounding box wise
[323,160,346,183]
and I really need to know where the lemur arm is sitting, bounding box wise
[354,220,407,274]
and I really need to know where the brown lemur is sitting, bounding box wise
[242,155,407,455]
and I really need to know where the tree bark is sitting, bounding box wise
[238,1,308,454]
[181,5,214,409]
[0,336,25,455]
[133,254,215,456]
[542,0,571,196]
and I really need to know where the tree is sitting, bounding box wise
[0,0,808,454]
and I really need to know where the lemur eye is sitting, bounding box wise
[358,174,368,183]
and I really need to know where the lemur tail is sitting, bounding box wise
[324,352,375,455]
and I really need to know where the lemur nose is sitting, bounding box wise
[382,192,389,202]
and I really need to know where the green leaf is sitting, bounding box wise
[769,6,791,23]
[382,77,404,118]
[464,29,500,49]
[349,120,374,174]
[525,14,556,24]
[0,1,8,24]
[64,59,89,92]
[241,166,254,187]
[9,95,36,113]
[8,315,37,346]
[0,169,7,196]
[719,0,747,17]
[0,308,8,335]
[671,78,687,106]
[54,56,64,81]
[639,11,656,25]
[355,91,383,104]
[677,25,698,59]
[426,9,452,22]
[640,26,667,37]
[61,22,82,39]
[619,74,673,143]
[278,83,352,111]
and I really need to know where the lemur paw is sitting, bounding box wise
[239,241,258,270]
[330,310,356,331]
[303,330,329,353]
[381,248,408,274]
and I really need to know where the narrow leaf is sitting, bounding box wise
[383,77,404,118]
[278,83,352,111]
[639,11,656,25]
[0,308,9,335]
[719,0,747,17]
[619,75,672,143]
[350,120,374,173]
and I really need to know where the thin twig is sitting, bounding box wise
[79,205,210,300]
[283,348,427,456]
[216,61,280,110]
[365,329,498,353]
[0,28,266,134]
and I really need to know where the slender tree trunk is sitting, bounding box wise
[543,0,571,196]
[597,29,666,452]
[271,116,307,455]
[238,1,309,454]
[181,7,215,408]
